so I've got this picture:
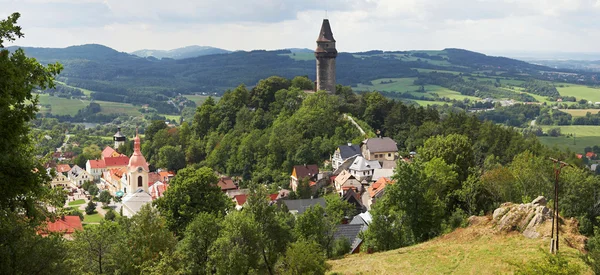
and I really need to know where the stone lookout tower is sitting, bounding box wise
[315,19,337,93]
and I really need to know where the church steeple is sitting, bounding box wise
[127,130,149,194]
[315,19,337,93]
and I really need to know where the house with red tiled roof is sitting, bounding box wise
[87,146,130,182]
[290,164,321,192]
[55,164,71,173]
[233,194,248,210]
[586,152,597,159]
[367,177,394,210]
[149,181,169,200]
[218,177,237,192]
[39,216,83,240]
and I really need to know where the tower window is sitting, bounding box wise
[138,176,143,187]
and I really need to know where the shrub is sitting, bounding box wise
[104,210,116,221]
[85,201,97,215]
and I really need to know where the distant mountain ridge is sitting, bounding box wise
[130,45,231,59]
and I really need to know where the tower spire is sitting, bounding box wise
[314,19,337,93]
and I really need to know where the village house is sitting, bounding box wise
[68,165,92,187]
[367,177,394,210]
[218,176,237,192]
[348,156,381,181]
[280,197,326,216]
[361,137,398,161]
[334,223,367,254]
[38,216,83,240]
[334,170,362,196]
[331,143,361,170]
[289,164,321,192]
[48,167,70,188]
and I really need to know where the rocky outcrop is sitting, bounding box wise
[492,196,552,239]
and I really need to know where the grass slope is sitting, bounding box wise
[560,109,600,117]
[329,217,590,274]
[37,94,87,116]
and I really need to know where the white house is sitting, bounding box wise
[68,165,92,187]
[332,143,361,170]
[348,156,381,181]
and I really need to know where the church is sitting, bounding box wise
[96,129,163,217]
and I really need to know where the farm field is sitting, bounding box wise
[560,109,600,117]
[37,93,87,116]
[280,52,314,61]
[94,100,142,116]
[183,95,221,106]
[538,125,600,152]
[55,81,94,96]
[355,78,479,102]
[556,84,600,103]
[411,100,447,106]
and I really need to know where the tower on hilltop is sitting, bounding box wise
[315,19,337,93]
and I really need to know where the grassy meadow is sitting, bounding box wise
[560,109,600,117]
[328,217,590,274]
[557,84,600,103]
[37,94,88,116]
[538,125,600,152]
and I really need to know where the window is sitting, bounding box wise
[388,153,391,157]
[138,176,143,187]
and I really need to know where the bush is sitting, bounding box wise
[105,210,116,221]
[69,208,84,221]
[513,249,581,275]
[442,208,469,234]
[81,181,94,191]
[85,201,97,215]
[547,127,562,137]
[332,237,352,258]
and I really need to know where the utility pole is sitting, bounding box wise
[549,157,570,254]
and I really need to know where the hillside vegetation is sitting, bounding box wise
[329,216,591,274]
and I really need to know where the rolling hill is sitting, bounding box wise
[130,45,231,59]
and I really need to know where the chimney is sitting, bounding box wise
[310,196,313,199]
[347,142,352,146]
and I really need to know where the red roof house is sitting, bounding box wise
[218,177,237,191]
[55,164,71,173]
[39,216,83,239]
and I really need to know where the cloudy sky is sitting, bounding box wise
[3,0,600,55]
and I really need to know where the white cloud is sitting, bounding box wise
[3,0,600,54]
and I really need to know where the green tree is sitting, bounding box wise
[98,190,112,207]
[276,240,330,275]
[85,201,96,215]
[291,76,314,90]
[362,200,413,252]
[244,185,294,275]
[209,211,261,275]
[177,212,221,274]
[82,144,101,160]
[324,193,356,223]
[419,134,474,182]
[145,120,167,142]
[294,205,337,257]
[115,204,177,274]
[509,150,553,202]
[69,221,121,274]
[156,145,186,171]
[88,184,99,196]
[388,161,445,242]
[154,166,232,235]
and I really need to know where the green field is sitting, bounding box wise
[355,77,479,102]
[556,84,600,102]
[55,81,94,96]
[538,125,600,152]
[279,52,314,61]
[560,109,600,117]
[94,100,142,116]
[183,95,221,106]
[37,94,88,116]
